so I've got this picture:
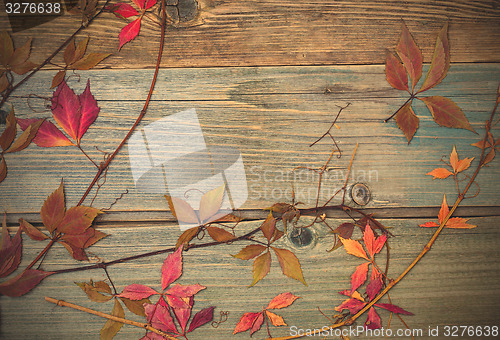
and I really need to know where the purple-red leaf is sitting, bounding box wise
[396,21,423,92]
[367,267,383,301]
[250,312,264,335]
[161,246,183,291]
[365,307,381,330]
[420,96,475,133]
[350,262,369,293]
[395,100,419,143]
[335,297,365,315]
[77,79,100,141]
[266,292,300,310]
[119,18,142,50]
[0,269,54,297]
[375,303,413,315]
[173,299,193,333]
[187,306,215,333]
[52,80,80,142]
[233,312,262,335]
[333,222,355,239]
[0,216,22,278]
[17,118,74,147]
[144,303,179,334]
[118,284,158,300]
[385,52,408,92]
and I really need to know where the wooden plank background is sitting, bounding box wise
[1,0,500,339]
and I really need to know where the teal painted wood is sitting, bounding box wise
[1,217,499,339]
[0,65,499,214]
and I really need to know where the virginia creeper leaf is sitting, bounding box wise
[0,216,22,278]
[187,306,215,333]
[449,145,474,173]
[260,212,276,242]
[426,167,453,179]
[5,118,43,153]
[0,73,8,93]
[165,293,192,309]
[19,218,48,241]
[335,297,365,314]
[233,312,261,335]
[266,310,287,327]
[41,180,66,232]
[350,262,369,294]
[271,247,307,286]
[165,195,199,224]
[119,297,149,316]
[161,246,183,291]
[206,226,234,242]
[52,80,80,142]
[482,148,496,165]
[418,23,450,93]
[333,222,355,239]
[71,37,89,65]
[445,217,477,229]
[72,53,111,70]
[119,18,141,50]
[76,281,112,302]
[51,70,66,89]
[250,251,271,287]
[385,52,408,91]
[366,267,383,301]
[165,283,205,299]
[57,206,102,234]
[199,184,225,223]
[232,244,266,260]
[17,118,73,147]
[437,194,449,225]
[144,0,157,10]
[173,299,193,333]
[144,303,178,334]
[59,240,88,261]
[395,100,419,143]
[0,156,6,183]
[77,79,100,141]
[119,284,158,300]
[339,237,369,260]
[419,194,477,229]
[0,31,13,66]
[420,96,475,132]
[100,299,124,340]
[375,303,413,315]
[175,227,199,249]
[266,292,300,309]
[396,21,423,91]
[250,312,264,335]
[363,224,377,259]
[63,39,76,66]
[0,108,16,151]
[110,3,139,18]
[0,269,54,297]
[94,280,112,294]
[365,307,381,330]
[9,38,32,67]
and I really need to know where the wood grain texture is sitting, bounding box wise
[1,65,499,214]
[1,217,499,339]
[0,0,499,69]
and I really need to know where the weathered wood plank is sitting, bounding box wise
[1,217,499,338]
[0,1,499,68]
[1,65,499,214]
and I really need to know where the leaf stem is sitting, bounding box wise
[383,96,414,123]
[25,239,56,271]
[44,296,177,340]
[77,145,99,168]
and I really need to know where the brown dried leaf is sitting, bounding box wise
[396,21,422,92]
[260,212,276,242]
[75,281,112,303]
[72,53,111,70]
[41,180,65,233]
[119,297,150,317]
[4,118,43,153]
[9,38,32,67]
[51,70,66,89]
[0,156,6,183]
[232,244,266,260]
[0,31,13,66]
[175,226,199,249]
[206,226,234,242]
[385,52,408,91]
[71,37,89,64]
[19,218,48,241]
[271,247,307,286]
[100,299,124,340]
[0,73,9,93]
[395,100,419,143]
[418,23,450,93]
[64,40,76,66]
[0,108,16,151]
[420,96,475,133]
[250,251,271,287]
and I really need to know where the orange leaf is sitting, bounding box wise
[418,23,450,93]
[339,237,369,260]
[420,96,475,133]
[456,157,474,173]
[19,218,48,241]
[385,52,408,92]
[266,292,300,309]
[51,70,66,89]
[206,226,234,242]
[450,145,459,171]
[165,195,199,224]
[266,310,287,327]
[260,211,276,242]
[40,180,65,233]
[449,145,474,173]
[271,247,307,286]
[426,167,453,179]
[395,100,419,143]
[437,194,449,225]
[199,184,225,223]
[64,39,76,66]
[396,21,422,92]
[483,148,495,165]
[232,244,266,260]
[175,227,199,249]
[57,206,102,234]
[250,251,271,287]
[5,118,43,153]
[419,221,440,228]
[72,53,111,70]
[446,217,477,229]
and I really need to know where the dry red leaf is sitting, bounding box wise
[144,302,178,335]
[418,23,450,93]
[40,180,65,232]
[365,307,381,330]
[0,269,54,297]
[396,21,422,92]
[17,118,74,147]
[419,96,475,132]
[0,108,16,151]
[119,18,142,50]
[385,52,408,92]
[350,262,369,294]
[119,283,159,300]
[266,292,300,309]
[187,306,215,333]
[161,246,183,291]
[233,312,262,335]
[0,215,22,278]
[366,267,383,301]
[395,100,419,143]
[19,218,48,241]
